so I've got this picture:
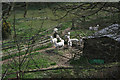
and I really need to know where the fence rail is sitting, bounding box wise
[2,37,51,57]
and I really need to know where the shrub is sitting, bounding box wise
[2,20,11,40]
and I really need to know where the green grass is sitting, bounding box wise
[70,29,95,39]
[23,69,74,78]
[33,43,52,52]
[3,61,120,79]
[2,51,27,61]
[50,62,57,65]
[2,52,55,79]
[60,21,72,30]
[2,43,52,61]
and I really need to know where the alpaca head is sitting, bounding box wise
[97,25,99,27]
[54,28,58,32]
[68,32,70,35]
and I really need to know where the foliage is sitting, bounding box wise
[2,20,11,40]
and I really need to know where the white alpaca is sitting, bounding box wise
[52,35,64,48]
[89,26,93,30]
[66,32,79,47]
[67,37,79,47]
[68,38,72,47]
[94,25,99,31]
[67,32,79,42]
[89,25,99,31]
[50,36,57,44]
[54,39,64,48]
